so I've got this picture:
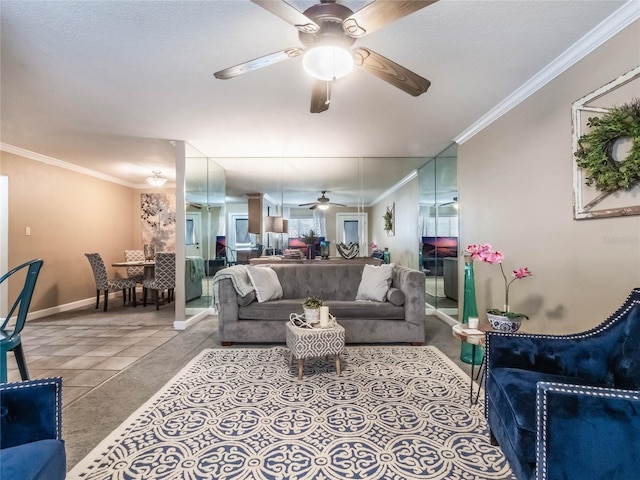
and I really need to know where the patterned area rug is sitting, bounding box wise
[69,346,514,480]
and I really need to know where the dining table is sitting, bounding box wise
[111,260,155,280]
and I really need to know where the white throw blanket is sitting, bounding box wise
[211,265,254,307]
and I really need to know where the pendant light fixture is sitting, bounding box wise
[146,171,167,187]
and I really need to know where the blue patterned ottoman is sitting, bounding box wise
[285,321,345,380]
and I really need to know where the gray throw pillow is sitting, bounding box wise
[387,287,405,306]
[356,263,394,302]
[246,266,283,302]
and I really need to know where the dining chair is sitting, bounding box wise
[0,259,44,383]
[85,253,137,312]
[143,252,175,310]
[124,249,145,283]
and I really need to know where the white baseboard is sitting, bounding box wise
[174,308,213,330]
[27,289,149,321]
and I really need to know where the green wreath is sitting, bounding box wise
[574,98,640,193]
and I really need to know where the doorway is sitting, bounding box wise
[336,213,368,256]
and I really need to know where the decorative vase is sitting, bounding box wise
[306,245,316,259]
[487,312,522,333]
[320,241,330,259]
[460,255,484,365]
[383,248,390,264]
[143,244,155,261]
[304,307,320,324]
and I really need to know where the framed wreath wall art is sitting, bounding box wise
[384,203,395,236]
[572,66,640,220]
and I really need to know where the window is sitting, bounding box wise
[343,220,359,244]
[186,219,196,245]
[287,218,315,238]
[235,218,251,247]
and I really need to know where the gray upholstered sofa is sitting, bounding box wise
[216,263,425,345]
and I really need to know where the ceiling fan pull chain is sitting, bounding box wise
[325,80,333,105]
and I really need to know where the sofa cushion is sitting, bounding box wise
[239,299,404,321]
[246,266,283,302]
[0,439,66,480]
[488,368,606,463]
[272,264,365,300]
[356,264,394,302]
[387,287,405,306]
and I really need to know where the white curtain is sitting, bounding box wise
[312,209,327,238]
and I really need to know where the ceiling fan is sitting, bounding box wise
[214,0,437,113]
[299,191,346,210]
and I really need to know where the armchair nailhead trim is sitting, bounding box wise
[536,382,640,480]
[0,377,63,439]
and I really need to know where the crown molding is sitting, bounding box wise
[455,0,640,145]
[370,169,418,206]
[1,143,138,187]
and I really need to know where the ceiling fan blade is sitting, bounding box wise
[343,0,438,38]
[298,202,317,206]
[328,202,347,207]
[310,79,330,113]
[251,0,319,33]
[214,48,302,79]
[353,47,430,96]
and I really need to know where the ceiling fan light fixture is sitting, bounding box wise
[146,171,167,187]
[303,46,353,81]
[317,203,330,210]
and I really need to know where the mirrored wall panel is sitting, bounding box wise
[418,144,458,315]
[185,144,225,317]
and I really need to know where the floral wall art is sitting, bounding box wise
[141,193,176,252]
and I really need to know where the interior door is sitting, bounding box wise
[336,213,368,256]
[185,212,202,257]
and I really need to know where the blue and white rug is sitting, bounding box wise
[69,346,514,479]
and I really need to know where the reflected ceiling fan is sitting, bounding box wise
[299,191,346,210]
[214,0,437,113]
[438,196,457,207]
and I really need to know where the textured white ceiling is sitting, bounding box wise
[0,0,634,205]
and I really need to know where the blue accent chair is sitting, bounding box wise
[0,377,66,480]
[486,288,640,480]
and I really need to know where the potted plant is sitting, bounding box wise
[302,296,323,323]
[467,243,533,332]
[302,230,318,259]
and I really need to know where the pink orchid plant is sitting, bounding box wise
[467,243,532,320]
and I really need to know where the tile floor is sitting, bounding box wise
[6,323,179,407]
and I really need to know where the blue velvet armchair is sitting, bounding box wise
[486,288,640,480]
[0,377,66,480]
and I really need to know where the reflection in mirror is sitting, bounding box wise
[418,143,458,316]
[185,144,225,318]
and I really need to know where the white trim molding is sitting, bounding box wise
[455,0,640,145]
[1,143,175,189]
[370,170,418,206]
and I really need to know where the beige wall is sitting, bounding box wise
[371,176,419,269]
[1,152,138,310]
[459,21,640,334]
[1,153,177,312]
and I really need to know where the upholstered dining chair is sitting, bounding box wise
[85,253,137,312]
[143,252,175,310]
[124,249,145,283]
[0,259,44,383]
